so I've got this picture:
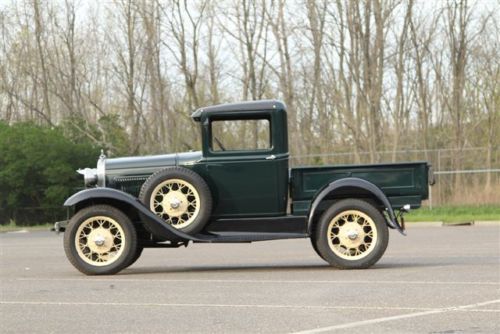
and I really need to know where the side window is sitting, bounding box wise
[211,118,271,152]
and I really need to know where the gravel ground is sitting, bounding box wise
[1,225,499,333]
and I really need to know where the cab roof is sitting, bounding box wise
[191,99,286,122]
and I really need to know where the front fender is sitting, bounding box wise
[307,178,405,235]
[65,188,201,242]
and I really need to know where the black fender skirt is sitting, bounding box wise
[64,188,201,242]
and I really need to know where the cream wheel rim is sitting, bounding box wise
[75,216,126,266]
[150,178,200,229]
[327,210,378,260]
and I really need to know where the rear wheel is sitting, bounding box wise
[313,199,389,269]
[63,205,137,275]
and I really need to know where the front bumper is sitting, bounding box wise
[52,220,68,233]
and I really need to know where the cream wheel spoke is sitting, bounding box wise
[150,178,201,229]
[327,210,378,261]
[75,216,125,267]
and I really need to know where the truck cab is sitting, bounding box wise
[191,100,289,218]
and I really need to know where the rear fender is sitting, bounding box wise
[64,188,199,242]
[307,177,405,235]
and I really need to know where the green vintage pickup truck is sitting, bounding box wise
[61,100,434,275]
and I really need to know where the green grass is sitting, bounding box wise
[0,221,54,233]
[406,205,500,223]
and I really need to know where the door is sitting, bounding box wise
[205,115,288,217]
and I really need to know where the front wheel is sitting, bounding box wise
[313,199,389,269]
[63,205,138,275]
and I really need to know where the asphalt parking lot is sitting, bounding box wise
[1,225,499,333]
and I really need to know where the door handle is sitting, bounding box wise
[266,155,276,160]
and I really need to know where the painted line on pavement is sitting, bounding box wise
[16,277,500,285]
[291,299,500,333]
[1,300,499,314]
[1,300,499,317]
[0,301,433,311]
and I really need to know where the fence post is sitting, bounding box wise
[429,184,433,210]
[437,149,441,206]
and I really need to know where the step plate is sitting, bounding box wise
[192,232,308,243]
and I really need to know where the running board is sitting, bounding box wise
[191,232,308,243]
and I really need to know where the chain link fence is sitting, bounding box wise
[290,147,500,207]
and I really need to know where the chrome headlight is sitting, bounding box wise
[77,168,98,187]
[77,150,106,188]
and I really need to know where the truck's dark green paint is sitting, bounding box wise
[98,100,431,225]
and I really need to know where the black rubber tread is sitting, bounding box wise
[63,205,138,275]
[313,199,389,269]
[139,166,213,235]
[125,246,143,268]
[310,236,327,262]
[309,218,327,261]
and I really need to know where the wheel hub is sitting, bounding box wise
[94,235,106,246]
[346,230,359,240]
[162,191,188,217]
[87,228,113,253]
[170,198,181,209]
[339,222,364,247]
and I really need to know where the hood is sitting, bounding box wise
[106,151,202,173]
[78,151,203,188]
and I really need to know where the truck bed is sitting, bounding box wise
[290,161,431,215]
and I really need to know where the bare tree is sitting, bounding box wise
[33,0,52,124]
[265,0,298,150]
[161,0,207,111]
[305,0,327,155]
[408,3,439,158]
[389,0,412,161]
[139,0,171,152]
[222,0,270,146]
[0,0,498,204]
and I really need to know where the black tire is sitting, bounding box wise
[125,246,143,268]
[63,205,138,275]
[139,166,212,235]
[313,199,389,269]
[310,233,327,262]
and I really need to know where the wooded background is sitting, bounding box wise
[0,0,499,217]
